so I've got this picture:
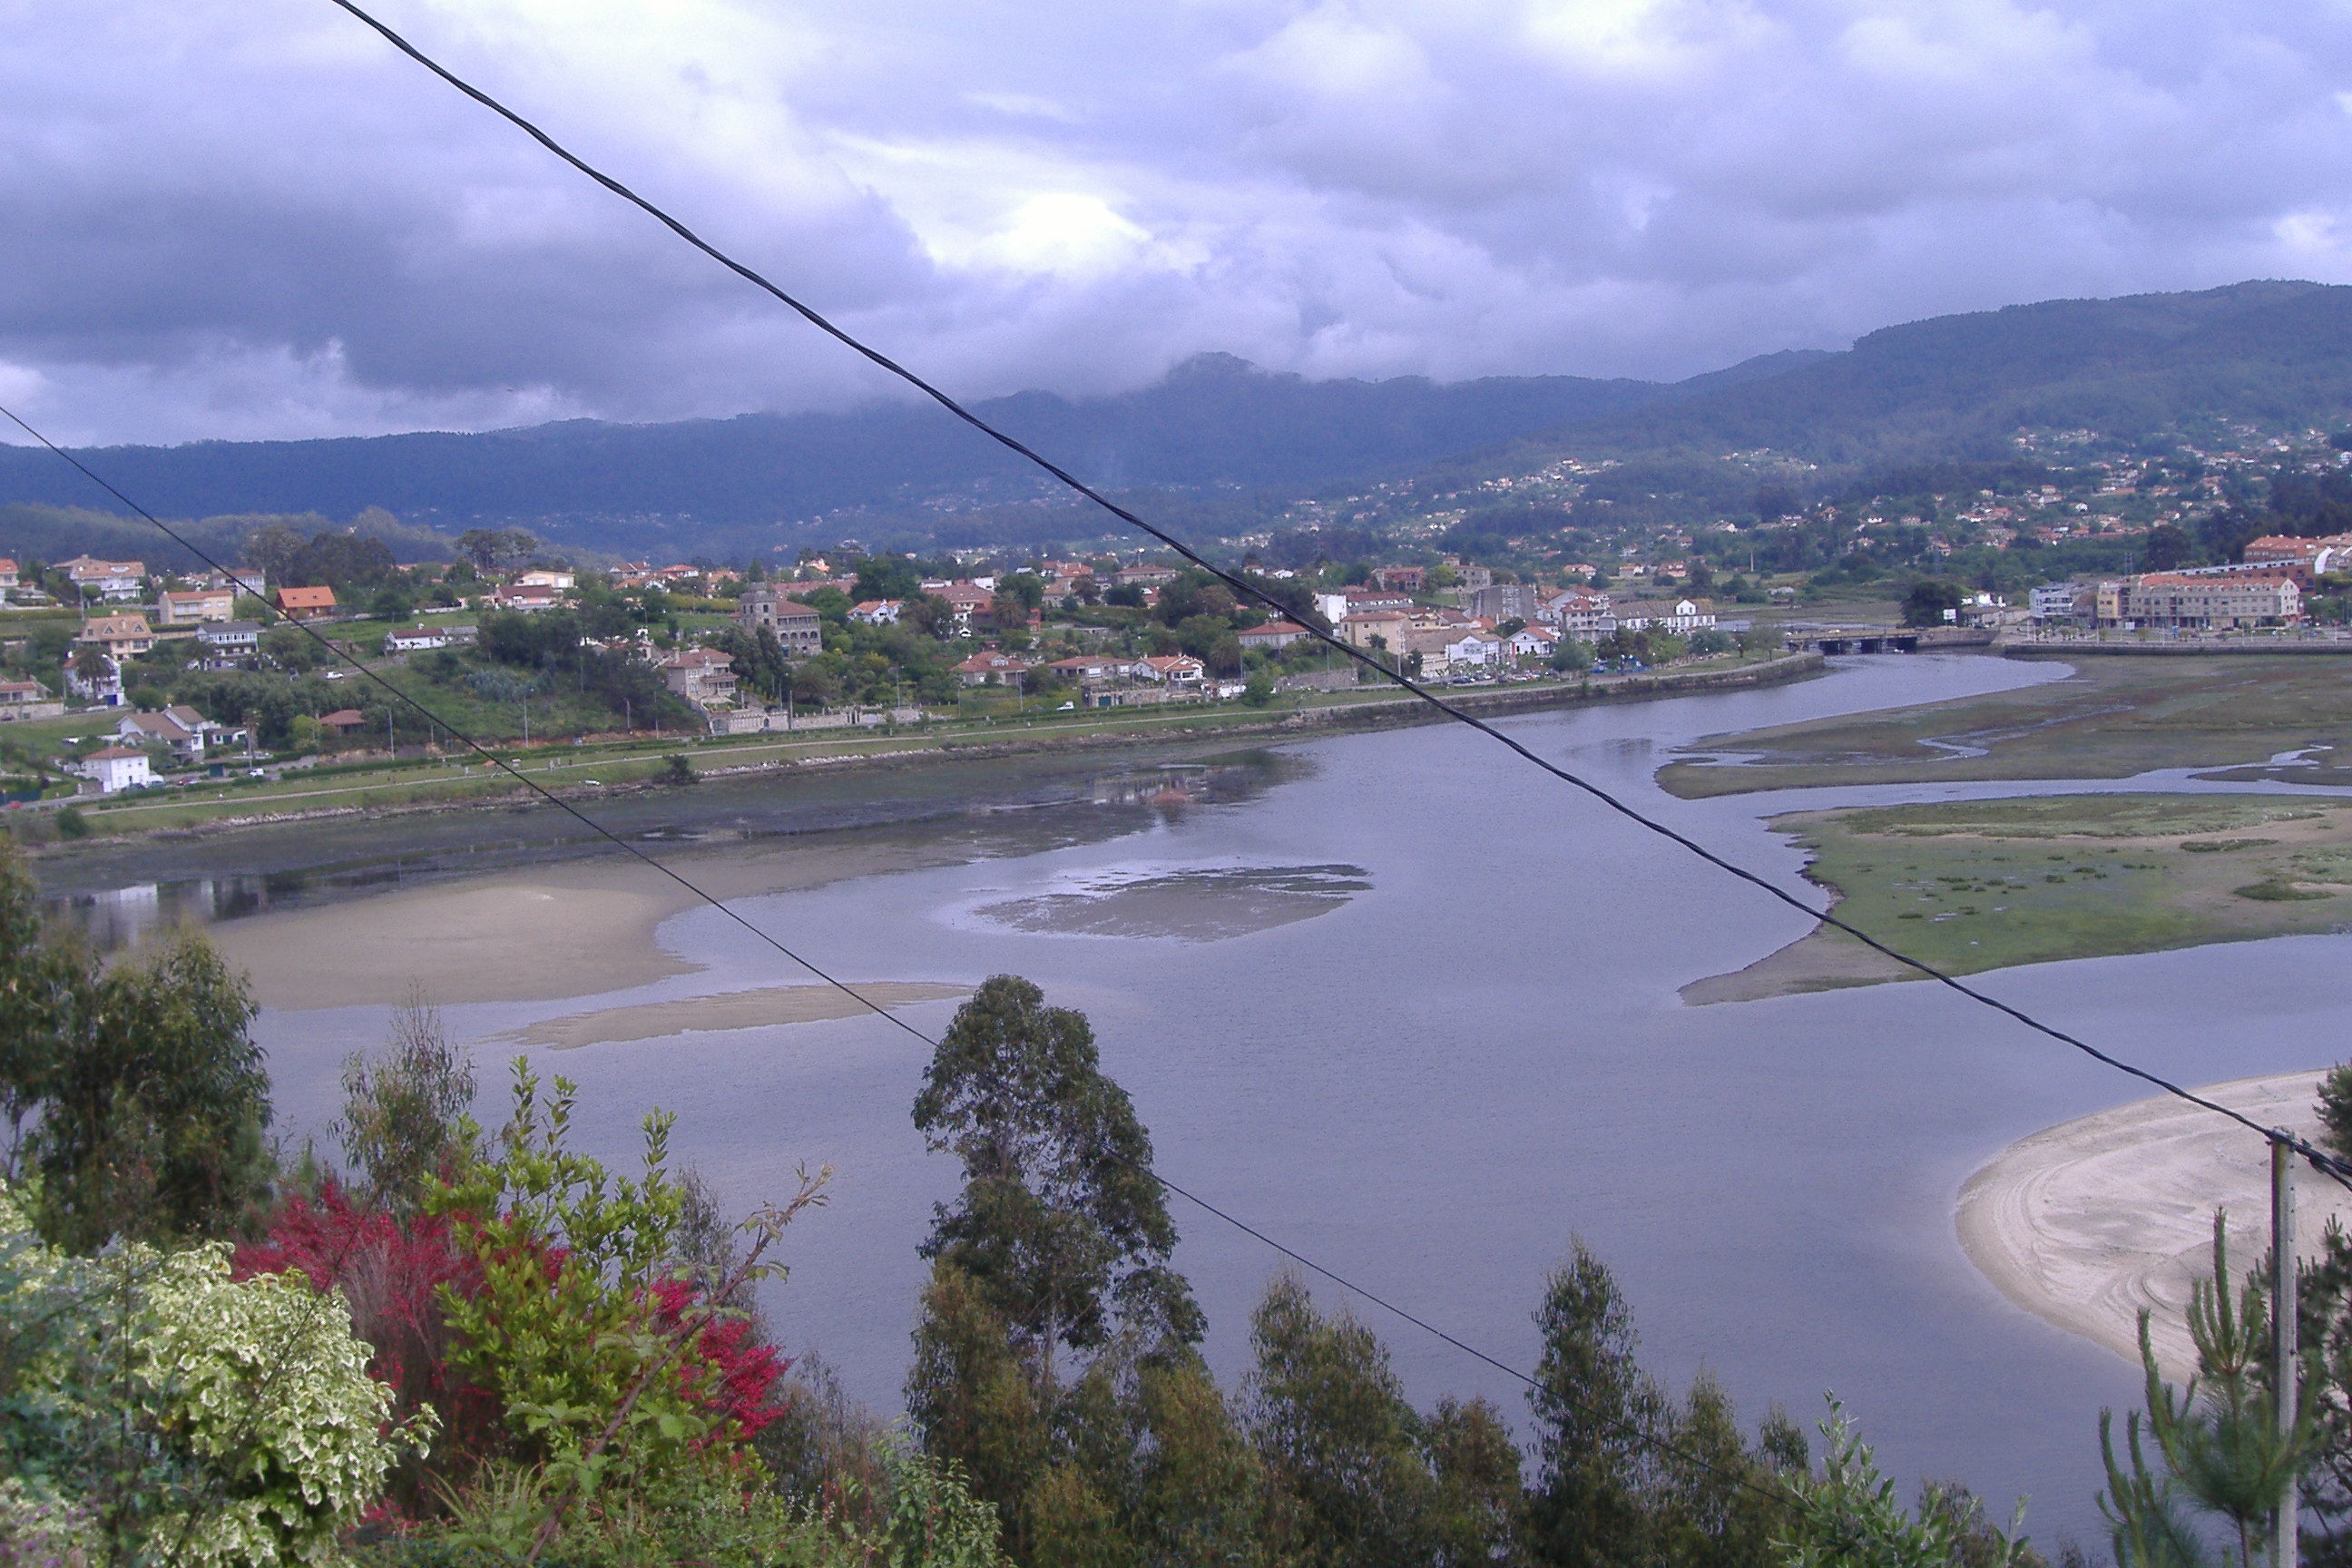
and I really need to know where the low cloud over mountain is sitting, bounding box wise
[8,0,2352,446]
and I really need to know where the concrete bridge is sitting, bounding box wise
[1778,625,1995,655]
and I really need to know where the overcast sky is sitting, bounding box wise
[5,0,2352,446]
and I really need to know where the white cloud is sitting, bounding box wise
[5,0,2352,444]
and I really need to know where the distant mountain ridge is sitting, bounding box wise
[0,352,1815,543]
[1498,279,2352,469]
[6,280,2349,554]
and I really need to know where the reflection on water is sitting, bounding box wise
[970,861,1371,942]
[39,750,1303,952]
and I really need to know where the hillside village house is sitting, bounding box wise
[76,746,151,794]
[77,613,153,659]
[1044,654,1130,683]
[1237,620,1309,651]
[1136,654,1207,684]
[1370,564,1426,592]
[156,587,234,624]
[1338,610,1411,652]
[0,680,60,721]
[118,706,237,764]
[1508,623,1559,661]
[0,560,19,599]
[319,710,369,736]
[386,624,475,652]
[275,585,338,621]
[1114,564,1181,589]
[848,599,903,625]
[198,622,261,666]
[67,654,122,706]
[488,582,564,612]
[1540,589,1616,637]
[734,586,824,653]
[57,556,143,601]
[954,651,1030,687]
[932,583,996,636]
[208,566,268,598]
[1614,597,1717,633]
[660,648,740,706]
[514,569,576,591]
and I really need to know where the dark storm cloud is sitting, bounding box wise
[7,0,2352,443]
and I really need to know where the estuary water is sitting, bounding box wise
[61,652,2352,1549]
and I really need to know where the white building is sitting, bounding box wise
[198,622,261,667]
[1614,597,1717,633]
[77,746,152,793]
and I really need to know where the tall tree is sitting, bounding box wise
[1524,1241,1664,1568]
[1246,1272,1439,1568]
[25,926,270,1252]
[912,975,1201,1378]
[0,845,82,1181]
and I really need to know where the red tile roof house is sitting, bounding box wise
[275,584,338,621]
[1237,620,1309,651]
[318,709,369,735]
[659,648,740,706]
[953,652,1031,687]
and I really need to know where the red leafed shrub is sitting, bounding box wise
[234,1182,508,1493]
[650,1277,789,1444]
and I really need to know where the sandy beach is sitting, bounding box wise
[1956,1071,2350,1375]
[206,832,1002,1010]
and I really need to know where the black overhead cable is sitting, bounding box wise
[1,398,1801,1519]
[318,0,2352,1191]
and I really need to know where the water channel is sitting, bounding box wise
[43,651,2352,1550]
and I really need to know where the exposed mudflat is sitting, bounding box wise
[489,982,974,1051]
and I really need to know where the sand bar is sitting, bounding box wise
[208,833,997,1011]
[489,982,973,1051]
[1956,1071,2350,1376]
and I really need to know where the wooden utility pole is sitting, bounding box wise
[2275,1132,2298,1568]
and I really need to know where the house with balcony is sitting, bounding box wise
[953,651,1031,687]
[58,556,144,602]
[659,648,740,706]
[198,622,261,666]
[157,587,235,624]
[77,613,153,659]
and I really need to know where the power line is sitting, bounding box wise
[0,400,1801,1519]
[317,0,2352,1192]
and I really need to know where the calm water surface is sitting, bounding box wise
[70,652,2352,1551]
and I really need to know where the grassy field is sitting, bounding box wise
[1689,794,2352,1001]
[1658,655,2352,799]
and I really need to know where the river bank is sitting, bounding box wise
[38,652,1824,848]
